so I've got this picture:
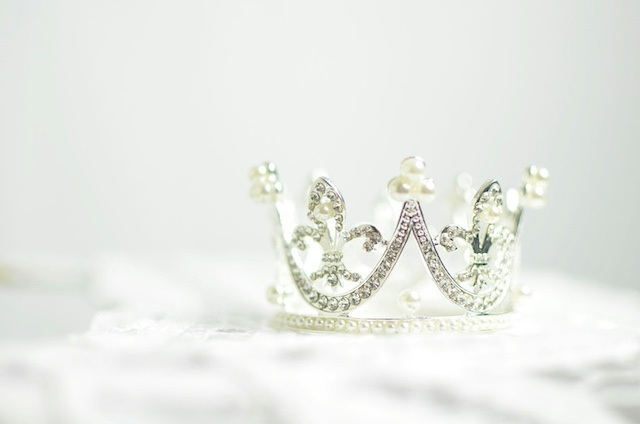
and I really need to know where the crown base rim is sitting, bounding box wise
[274,312,516,335]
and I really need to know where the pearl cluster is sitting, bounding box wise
[249,162,282,204]
[387,156,436,202]
[522,165,550,208]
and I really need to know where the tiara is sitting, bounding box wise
[250,157,549,334]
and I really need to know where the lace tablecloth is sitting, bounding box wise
[0,256,638,424]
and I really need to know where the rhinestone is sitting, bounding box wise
[308,291,318,302]
[317,296,328,308]
[338,298,350,310]
[350,293,361,305]
[315,183,325,193]
[327,297,338,311]
[360,286,371,298]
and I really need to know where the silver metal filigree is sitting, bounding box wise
[250,157,548,320]
[290,177,385,289]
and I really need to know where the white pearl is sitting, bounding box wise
[387,176,412,201]
[266,285,280,304]
[481,203,502,224]
[400,156,427,179]
[413,177,436,203]
[313,201,334,220]
[527,165,550,183]
[249,164,268,179]
[523,184,548,208]
[398,289,421,316]
[250,183,271,202]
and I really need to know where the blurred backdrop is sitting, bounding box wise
[0,0,639,289]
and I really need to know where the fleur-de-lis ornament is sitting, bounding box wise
[291,178,386,289]
[437,180,509,292]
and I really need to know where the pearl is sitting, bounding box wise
[400,156,427,179]
[266,284,291,305]
[313,201,335,221]
[527,165,550,183]
[413,177,436,203]
[250,183,272,202]
[398,289,421,316]
[481,203,502,224]
[387,176,412,201]
[523,166,549,209]
[266,285,280,305]
[537,167,550,181]
[523,184,548,208]
[249,164,268,179]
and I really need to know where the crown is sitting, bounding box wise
[250,157,549,334]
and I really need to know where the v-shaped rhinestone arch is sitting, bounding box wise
[282,198,514,315]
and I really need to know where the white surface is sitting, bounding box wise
[0,257,639,424]
[1,1,640,288]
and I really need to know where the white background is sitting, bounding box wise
[1,1,639,287]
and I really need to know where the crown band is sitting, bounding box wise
[274,312,517,334]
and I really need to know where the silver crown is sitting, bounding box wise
[250,157,549,334]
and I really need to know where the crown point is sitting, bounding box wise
[523,165,549,209]
[249,162,282,204]
[388,156,437,202]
